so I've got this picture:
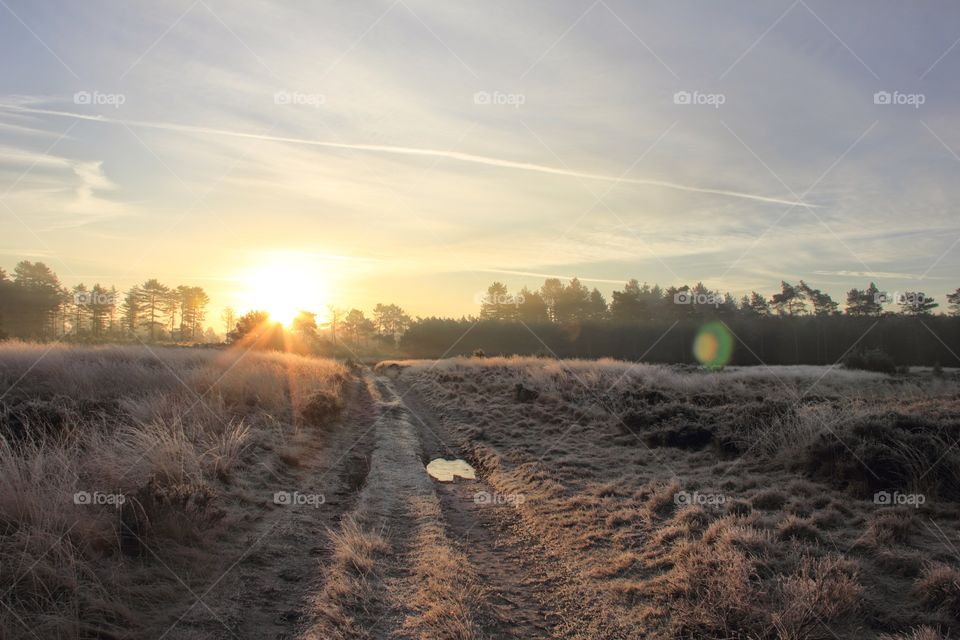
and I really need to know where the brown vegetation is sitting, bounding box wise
[383,356,960,638]
[0,342,347,638]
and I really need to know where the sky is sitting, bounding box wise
[1,0,960,324]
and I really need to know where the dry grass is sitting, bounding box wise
[388,356,960,638]
[915,564,960,620]
[0,342,347,638]
[305,514,391,640]
[401,496,484,640]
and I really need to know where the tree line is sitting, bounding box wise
[476,277,957,322]
[0,261,215,343]
[5,259,959,366]
[399,277,960,365]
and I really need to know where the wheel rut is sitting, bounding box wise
[395,377,561,639]
[162,370,567,639]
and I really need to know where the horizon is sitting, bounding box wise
[0,257,953,331]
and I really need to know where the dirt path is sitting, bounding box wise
[393,374,629,640]
[397,381,562,638]
[162,370,570,639]
[161,376,378,640]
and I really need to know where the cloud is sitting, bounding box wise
[0,144,129,229]
[0,104,814,208]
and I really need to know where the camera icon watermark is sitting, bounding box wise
[473,90,526,108]
[474,291,525,306]
[673,90,725,109]
[273,91,325,107]
[273,490,325,508]
[73,90,126,109]
[874,91,925,109]
[74,490,125,506]
[674,490,726,508]
[473,490,525,506]
[873,490,925,508]
[874,291,926,306]
[73,291,116,306]
[674,291,722,307]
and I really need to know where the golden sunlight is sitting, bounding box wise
[240,253,331,326]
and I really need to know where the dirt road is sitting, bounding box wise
[160,369,574,639]
[296,371,571,639]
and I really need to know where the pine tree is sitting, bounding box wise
[135,279,171,341]
[946,288,960,316]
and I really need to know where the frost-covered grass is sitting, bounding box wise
[0,342,347,639]
[387,356,960,638]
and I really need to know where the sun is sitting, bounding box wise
[241,254,331,326]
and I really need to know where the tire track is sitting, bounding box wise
[393,376,562,639]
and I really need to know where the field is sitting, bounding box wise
[1,345,959,639]
[0,342,354,638]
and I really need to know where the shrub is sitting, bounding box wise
[771,555,862,639]
[844,349,896,374]
[300,390,343,429]
[752,489,788,511]
[915,563,960,619]
[726,499,752,517]
[778,515,822,542]
[862,512,914,547]
[650,536,762,635]
[802,413,960,498]
[120,478,221,554]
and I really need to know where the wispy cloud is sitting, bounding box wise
[0,144,130,229]
[0,104,813,208]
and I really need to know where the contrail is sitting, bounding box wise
[0,104,815,208]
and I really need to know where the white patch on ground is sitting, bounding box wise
[426,458,477,482]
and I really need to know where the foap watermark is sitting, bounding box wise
[674,290,722,308]
[474,291,525,306]
[674,490,726,508]
[274,91,325,107]
[874,490,925,508]
[74,90,126,108]
[273,490,325,508]
[474,490,525,506]
[673,90,725,109]
[874,91,925,109]
[874,291,927,306]
[74,490,125,507]
[74,291,116,306]
[473,90,525,108]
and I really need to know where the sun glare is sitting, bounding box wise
[241,254,331,326]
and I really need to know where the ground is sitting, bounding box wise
[1,346,959,639]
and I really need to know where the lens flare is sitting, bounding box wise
[693,321,734,369]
